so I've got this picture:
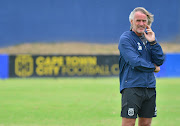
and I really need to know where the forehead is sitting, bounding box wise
[134,11,147,20]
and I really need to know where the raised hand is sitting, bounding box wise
[143,25,155,42]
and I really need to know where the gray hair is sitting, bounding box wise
[129,7,154,30]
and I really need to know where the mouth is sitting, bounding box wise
[136,27,145,33]
[138,27,145,30]
[138,27,145,32]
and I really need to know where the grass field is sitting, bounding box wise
[0,78,180,126]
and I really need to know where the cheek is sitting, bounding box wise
[144,22,148,25]
[134,22,139,27]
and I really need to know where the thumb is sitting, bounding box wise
[143,32,147,37]
[143,32,149,41]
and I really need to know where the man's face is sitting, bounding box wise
[131,11,148,35]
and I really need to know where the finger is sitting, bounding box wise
[146,30,153,33]
[146,25,153,32]
[143,32,147,36]
[146,29,152,31]
[146,25,150,29]
[146,29,152,32]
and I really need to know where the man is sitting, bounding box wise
[118,7,165,126]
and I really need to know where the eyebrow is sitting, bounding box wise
[136,19,147,21]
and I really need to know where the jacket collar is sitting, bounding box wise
[130,30,139,37]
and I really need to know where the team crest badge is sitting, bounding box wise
[128,108,134,116]
[15,55,34,77]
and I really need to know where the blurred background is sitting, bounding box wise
[0,1,180,126]
[0,0,180,78]
[0,0,179,48]
[0,0,180,77]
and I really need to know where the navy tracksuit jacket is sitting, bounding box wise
[118,30,165,93]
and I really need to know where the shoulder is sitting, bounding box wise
[120,31,133,39]
[118,31,138,50]
[119,31,134,44]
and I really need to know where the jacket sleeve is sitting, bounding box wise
[118,36,155,72]
[150,42,165,66]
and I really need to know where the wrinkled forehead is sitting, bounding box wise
[134,11,147,20]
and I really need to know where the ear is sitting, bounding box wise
[130,19,133,25]
[130,20,133,29]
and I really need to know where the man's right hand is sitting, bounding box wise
[154,64,160,73]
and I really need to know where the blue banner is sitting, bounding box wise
[0,54,9,79]
[0,54,180,79]
[0,0,179,47]
[155,53,180,78]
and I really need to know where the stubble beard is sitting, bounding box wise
[136,27,145,34]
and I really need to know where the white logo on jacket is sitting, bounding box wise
[137,42,142,50]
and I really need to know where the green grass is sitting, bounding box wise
[0,78,180,126]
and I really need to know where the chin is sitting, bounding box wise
[137,30,144,34]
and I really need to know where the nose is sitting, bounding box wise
[139,21,144,25]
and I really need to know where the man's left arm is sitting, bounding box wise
[144,25,165,66]
[149,42,165,66]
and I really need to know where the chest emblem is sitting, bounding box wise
[137,42,142,50]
